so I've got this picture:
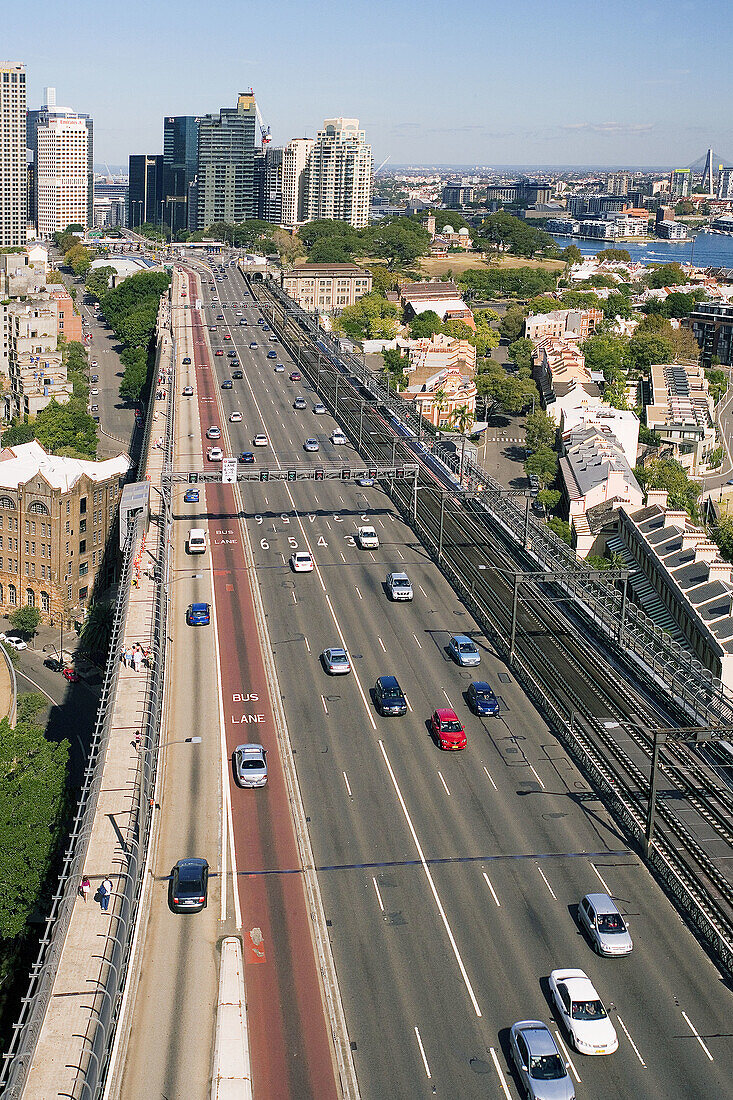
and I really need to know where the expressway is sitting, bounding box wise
[165,259,733,1098]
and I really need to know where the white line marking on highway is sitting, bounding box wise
[388,514,395,522]
[681,1011,714,1061]
[321,695,329,715]
[418,584,428,598]
[438,770,451,796]
[482,871,501,907]
[355,586,363,599]
[372,876,384,912]
[304,635,311,653]
[528,763,545,789]
[589,862,613,895]
[553,1031,580,1081]
[394,547,404,559]
[414,1026,432,1079]
[441,689,453,707]
[405,694,413,712]
[489,1047,512,1098]
[378,636,386,652]
[616,1013,647,1066]
[483,765,498,790]
[292,591,297,604]
[536,865,557,899]
[208,556,236,927]
[324,593,377,730]
[369,551,375,561]
[412,633,422,648]
[379,740,482,1017]
[376,517,385,528]
[339,495,344,504]
[313,494,319,504]
[280,553,285,564]
[342,771,353,798]
[340,552,346,563]
[325,520,331,530]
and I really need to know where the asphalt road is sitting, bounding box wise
[194,263,733,1099]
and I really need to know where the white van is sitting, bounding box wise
[188,528,207,554]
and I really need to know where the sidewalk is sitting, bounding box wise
[21,305,176,1099]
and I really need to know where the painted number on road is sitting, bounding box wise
[317,536,328,547]
[260,538,269,549]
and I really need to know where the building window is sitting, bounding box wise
[79,586,88,602]
[67,584,73,602]
[8,585,16,606]
[80,497,87,515]
[80,519,86,533]
[0,497,16,510]
[41,591,49,613]
[79,540,86,554]
[25,588,34,608]
[79,561,88,576]
[28,500,49,515]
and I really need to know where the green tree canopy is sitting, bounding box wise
[370,219,431,269]
[507,337,534,373]
[334,292,400,340]
[85,265,115,300]
[64,243,91,277]
[476,362,537,416]
[9,607,41,637]
[499,306,528,341]
[582,333,629,379]
[409,310,443,339]
[459,266,559,300]
[525,445,558,487]
[525,410,557,451]
[560,245,582,265]
[645,262,687,289]
[475,213,557,258]
[596,248,632,263]
[635,457,701,515]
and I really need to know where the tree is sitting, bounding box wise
[669,326,700,361]
[635,457,701,516]
[663,291,697,318]
[64,243,91,278]
[79,601,114,662]
[596,248,632,263]
[628,331,675,370]
[472,310,501,356]
[409,310,443,339]
[537,488,561,512]
[448,404,475,483]
[525,410,557,451]
[713,515,733,562]
[586,554,612,571]
[525,446,558,488]
[459,265,559,300]
[547,516,572,543]
[45,268,65,284]
[368,264,401,296]
[507,337,534,373]
[85,265,115,300]
[271,228,303,264]
[475,213,556,258]
[645,262,687,290]
[382,348,406,388]
[371,220,431,269]
[65,223,84,234]
[560,245,582,265]
[334,292,400,340]
[9,607,41,637]
[500,306,528,341]
[582,333,628,379]
[602,291,632,320]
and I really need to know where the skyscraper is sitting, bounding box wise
[28,89,92,236]
[281,138,314,228]
[255,144,283,224]
[0,64,27,246]
[306,119,372,229]
[128,154,164,228]
[670,168,692,199]
[163,115,199,236]
[195,92,257,229]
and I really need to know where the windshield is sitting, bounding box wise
[598,913,626,933]
[382,686,402,699]
[476,688,494,700]
[393,578,409,587]
[571,999,607,1021]
[529,1053,565,1081]
[441,719,463,733]
[331,653,347,663]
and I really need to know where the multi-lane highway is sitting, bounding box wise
[138,258,731,1099]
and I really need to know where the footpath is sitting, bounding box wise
[21,300,175,1099]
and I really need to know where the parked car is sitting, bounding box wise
[578,893,633,956]
[182,385,194,396]
[448,634,481,667]
[215,349,224,356]
[233,743,268,788]
[509,1020,575,1100]
[249,341,258,348]
[44,656,65,672]
[548,969,618,1055]
[467,680,500,717]
[2,635,27,650]
[169,857,209,914]
[374,675,407,716]
[62,667,80,682]
[322,647,351,674]
[431,708,466,750]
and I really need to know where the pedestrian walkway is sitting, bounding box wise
[22,306,177,1099]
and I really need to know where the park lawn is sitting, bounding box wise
[418,253,565,277]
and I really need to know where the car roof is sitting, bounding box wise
[190,602,209,612]
[583,891,620,913]
[389,571,409,580]
[435,707,459,721]
[328,647,347,656]
[452,634,475,644]
[175,856,208,871]
[235,743,265,756]
[471,680,494,692]
[513,1021,558,1056]
[377,675,401,689]
[552,969,598,997]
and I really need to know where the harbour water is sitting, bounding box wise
[551,229,733,268]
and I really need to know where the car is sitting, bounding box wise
[44,656,65,672]
[184,488,199,503]
[357,525,379,548]
[91,388,99,396]
[290,372,301,381]
[578,893,633,956]
[313,403,326,414]
[386,571,413,601]
[91,404,99,413]
[262,324,270,332]
[182,356,191,365]
[229,411,242,422]
[169,857,209,914]
[239,319,248,325]
[269,335,278,342]
[448,634,481,667]
[267,350,277,359]
[217,313,224,320]
[331,430,347,445]
[257,317,265,325]
[221,379,233,389]
[227,350,237,358]
[232,369,243,379]
[294,396,307,409]
[304,438,320,452]
[467,680,500,717]
[239,451,255,463]
[357,476,375,487]
[253,433,268,447]
[290,551,314,572]
[91,360,98,367]
[233,743,268,788]
[249,341,258,348]
[209,325,217,331]
[509,1020,575,1100]
[3,635,27,650]
[206,426,221,439]
[91,373,99,382]
[135,415,144,428]
[235,310,242,315]
[186,602,211,626]
[548,969,618,1055]
[374,675,407,716]
[215,349,224,356]
[322,647,351,675]
[431,708,466,750]
[207,447,223,461]
[274,363,285,372]
[223,333,231,340]
[182,385,194,396]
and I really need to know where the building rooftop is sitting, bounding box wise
[0,441,130,492]
[286,263,368,276]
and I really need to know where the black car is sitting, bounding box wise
[221,379,233,389]
[227,350,237,357]
[169,857,209,914]
[239,319,248,326]
[467,680,500,717]
[374,675,408,716]
[232,369,243,379]
[90,374,99,383]
[44,656,65,672]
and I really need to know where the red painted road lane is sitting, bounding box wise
[185,275,338,1100]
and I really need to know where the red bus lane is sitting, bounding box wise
[187,285,338,1100]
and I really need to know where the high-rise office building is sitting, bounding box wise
[255,144,283,224]
[306,119,372,229]
[606,172,630,196]
[670,168,692,199]
[128,154,164,228]
[163,115,199,236]
[281,138,314,228]
[0,64,27,246]
[28,89,93,234]
[195,92,257,229]
[718,167,733,201]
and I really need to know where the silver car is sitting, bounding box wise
[578,892,633,956]
[321,647,351,674]
[448,634,481,666]
[509,1020,575,1100]
[233,744,268,788]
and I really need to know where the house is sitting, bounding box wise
[406,332,476,385]
[399,281,475,330]
[400,366,477,429]
[644,360,716,473]
[524,307,603,343]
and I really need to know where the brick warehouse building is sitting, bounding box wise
[0,442,130,626]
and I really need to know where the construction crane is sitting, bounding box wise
[255,103,271,149]
[374,155,391,175]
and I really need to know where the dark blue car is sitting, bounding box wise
[267,350,277,359]
[186,602,210,626]
[374,675,407,716]
[184,489,199,503]
[239,452,255,464]
[467,680,500,717]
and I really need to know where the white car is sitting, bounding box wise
[357,525,379,549]
[274,364,285,373]
[548,969,618,1055]
[2,636,27,650]
[207,447,223,461]
[313,403,326,414]
[253,434,268,447]
[229,411,242,422]
[304,438,320,452]
[290,551,314,572]
[206,426,221,439]
[91,360,98,367]
[91,388,99,396]
[331,430,347,445]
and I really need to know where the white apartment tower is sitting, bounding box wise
[0,64,27,246]
[281,138,314,227]
[32,89,92,236]
[306,118,372,229]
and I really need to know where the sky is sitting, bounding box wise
[4,0,733,170]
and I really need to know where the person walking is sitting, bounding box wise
[133,647,143,674]
[100,877,113,912]
[79,876,91,903]
[134,729,141,752]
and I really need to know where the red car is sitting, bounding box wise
[290,371,301,381]
[62,667,80,682]
[215,349,224,356]
[431,708,467,750]
[223,333,231,340]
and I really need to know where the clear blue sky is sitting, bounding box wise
[4,0,731,169]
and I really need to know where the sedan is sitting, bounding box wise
[209,325,217,332]
[322,647,351,675]
[548,969,618,1055]
[44,657,65,672]
[62,667,80,682]
[232,369,243,379]
[293,397,307,410]
[229,411,242,423]
[207,447,223,461]
[2,636,27,650]
[227,350,237,358]
[91,360,98,368]
[267,350,277,360]
[217,313,224,320]
[578,893,633,956]
[239,319,248,326]
[221,380,233,390]
[448,634,481,667]
[253,434,268,447]
[184,488,199,503]
[239,451,255,464]
[304,438,320,452]
[374,675,407,716]
[169,857,209,914]
[233,743,268,788]
[223,334,231,341]
[182,385,194,396]
[290,551,314,572]
[274,363,285,372]
[313,403,326,414]
[186,602,211,626]
[289,372,301,382]
[91,388,99,396]
[90,404,99,413]
[215,349,224,356]
[331,430,347,445]
[249,341,258,349]
[182,356,191,365]
[91,374,99,382]
[509,1020,575,1100]
[467,680,500,717]
[206,426,221,439]
[431,708,466,750]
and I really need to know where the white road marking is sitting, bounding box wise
[395,547,404,559]
[340,552,346,563]
[405,694,413,712]
[412,633,422,649]
[442,689,453,706]
[304,635,311,653]
[280,553,285,564]
[528,763,545,789]
[482,871,501,907]
[681,1011,713,1061]
[379,740,482,1017]
[616,1013,647,1066]
[489,1047,512,1098]
[377,636,386,652]
[537,865,557,900]
[325,520,331,530]
[321,695,328,715]
[355,586,363,600]
[292,591,297,604]
[324,593,376,730]
[372,876,384,912]
[414,1026,432,1079]
[483,764,498,791]
[589,862,613,895]
[438,770,451,796]
[342,771,353,798]
[418,584,428,598]
[553,1031,580,1081]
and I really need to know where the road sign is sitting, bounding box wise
[222,458,237,484]
[188,472,199,483]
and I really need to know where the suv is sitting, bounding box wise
[374,675,407,716]
[357,525,379,549]
[386,571,413,600]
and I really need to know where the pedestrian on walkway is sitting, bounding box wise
[100,878,113,912]
[133,647,143,673]
[79,876,91,903]
[134,730,141,752]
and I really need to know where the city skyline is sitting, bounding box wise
[5,0,733,168]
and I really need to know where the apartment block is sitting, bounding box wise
[5,298,72,418]
[560,425,643,558]
[282,263,372,311]
[47,285,83,343]
[0,65,27,246]
[195,92,257,229]
[687,300,733,367]
[306,119,372,229]
[644,360,716,473]
[524,307,603,343]
[281,138,314,227]
[407,332,476,384]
